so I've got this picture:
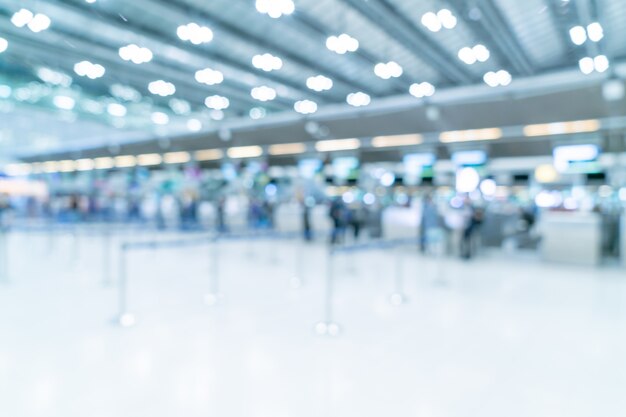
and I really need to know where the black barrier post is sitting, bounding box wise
[316,249,341,336]
[115,243,135,327]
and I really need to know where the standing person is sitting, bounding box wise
[329,198,345,245]
[460,201,484,260]
[216,196,227,233]
[302,199,313,242]
[419,193,440,253]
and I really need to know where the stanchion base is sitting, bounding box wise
[389,293,408,306]
[203,293,223,306]
[315,321,341,337]
[114,313,136,328]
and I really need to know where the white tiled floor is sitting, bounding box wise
[0,229,625,417]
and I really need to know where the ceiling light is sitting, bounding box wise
[195,149,223,161]
[306,75,333,92]
[74,61,106,79]
[346,92,370,107]
[110,84,141,102]
[107,103,127,117]
[195,67,224,85]
[586,22,604,42]
[409,82,435,98]
[114,155,137,168]
[11,9,33,27]
[151,112,169,125]
[12,9,51,33]
[28,13,51,32]
[578,57,594,74]
[170,98,191,115]
[75,159,95,171]
[177,23,213,45]
[0,37,8,53]
[3,163,33,176]
[205,95,230,110]
[268,143,307,155]
[315,138,361,152]
[440,128,502,143]
[187,118,202,132]
[579,55,609,74]
[94,157,114,170]
[210,110,224,121]
[458,44,490,64]
[37,67,72,86]
[53,95,75,110]
[136,153,162,166]
[250,107,266,119]
[372,134,423,148]
[374,61,403,79]
[252,53,283,72]
[227,145,263,159]
[251,86,277,101]
[326,34,359,54]
[256,0,295,19]
[569,26,587,45]
[483,70,511,87]
[58,160,76,173]
[523,119,600,137]
[594,55,609,73]
[163,151,190,164]
[148,80,176,97]
[119,44,153,64]
[294,100,317,115]
[422,9,457,32]
[42,161,59,173]
[82,99,104,114]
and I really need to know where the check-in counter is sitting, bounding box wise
[540,211,602,266]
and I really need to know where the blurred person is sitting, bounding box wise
[460,199,484,260]
[348,202,366,242]
[302,198,313,242]
[419,193,441,253]
[329,197,346,245]
[216,196,227,233]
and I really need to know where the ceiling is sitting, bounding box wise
[0,0,625,160]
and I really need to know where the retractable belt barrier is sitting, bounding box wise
[114,229,301,327]
[316,238,418,337]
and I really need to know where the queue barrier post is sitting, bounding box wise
[115,243,136,327]
[204,236,220,306]
[389,247,407,305]
[315,248,341,337]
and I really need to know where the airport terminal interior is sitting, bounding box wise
[1,0,626,416]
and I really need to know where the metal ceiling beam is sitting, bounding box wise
[544,0,579,63]
[446,0,537,75]
[148,0,375,98]
[281,7,412,94]
[339,0,474,85]
[43,0,326,104]
[473,0,535,75]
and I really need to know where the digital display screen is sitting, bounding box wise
[452,150,487,166]
[298,158,322,179]
[332,157,359,180]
